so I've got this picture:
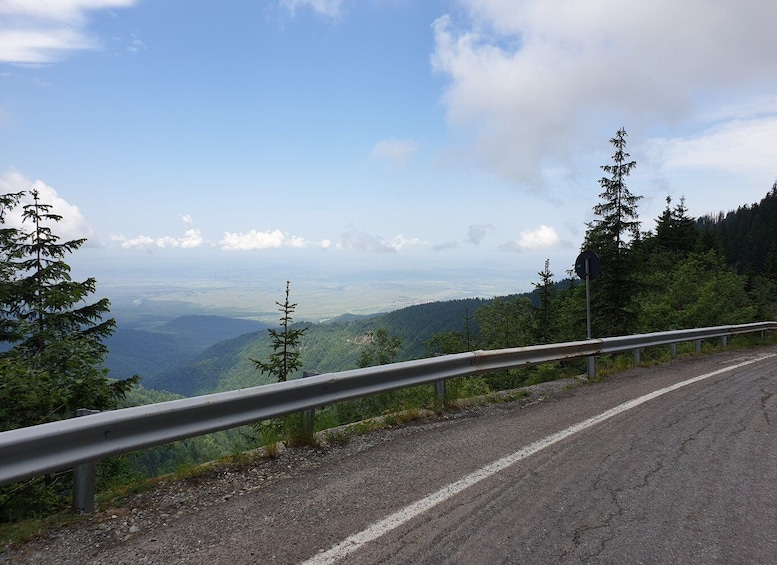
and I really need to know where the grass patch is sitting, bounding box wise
[0,512,84,551]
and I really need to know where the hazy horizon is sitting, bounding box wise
[3,0,775,329]
[75,249,545,326]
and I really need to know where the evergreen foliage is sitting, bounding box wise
[531,259,556,344]
[0,190,137,431]
[584,128,642,336]
[475,296,533,349]
[357,327,402,367]
[251,281,308,382]
[698,181,777,276]
[0,189,137,522]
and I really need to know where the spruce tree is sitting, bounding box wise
[252,281,307,382]
[531,259,556,344]
[0,190,136,431]
[584,128,642,336]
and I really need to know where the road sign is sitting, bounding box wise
[575,251,601,280]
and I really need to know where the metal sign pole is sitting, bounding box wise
[585,259,595,379]
[585,257,592,341]
[576,251,600,380]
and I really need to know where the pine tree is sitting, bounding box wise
[0,190,136,431]
[252,281,307,382]
[654,196,698,257]
[531,259,556,344]
[584,128,642,336]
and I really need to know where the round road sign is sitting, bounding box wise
[575,251,601,280]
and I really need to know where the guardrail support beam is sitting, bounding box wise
[722,336,728,350]
[301,372,319,444]
[73,409,100,513]
[695,339,702,354]
[587,356,596,379]
[434,381,446,414]
[670,343,677,359]
[633,349,641,366]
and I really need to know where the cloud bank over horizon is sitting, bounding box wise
[2,0,776,299]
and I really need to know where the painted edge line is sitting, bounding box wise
[300,353,776,565]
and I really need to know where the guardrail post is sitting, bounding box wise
[633,349,640,366]
[301,372,319,442]
[587,356,596,379]
[434,380,446,414]
[721,336,728,350]
[670,343,677,359]
[695,339,702,354]
[73,409,100,513]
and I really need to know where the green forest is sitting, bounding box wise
[2,128,777,524]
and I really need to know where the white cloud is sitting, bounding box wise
[0,29,94,63]
[341,229,396,253]
[279,0,343,18]
[0,169,94,242]
[500,224,560,252]
[431,0,777,188]
[389,234,427,251]
[111,234,153,248]
[180,213,193,224]
[112,229,204,250]
[180,229,203,248]
[340,229,427,253]
[650,117,777,174]
[0,0,136,64]
[219,229,308,251]
[370,138,419,169]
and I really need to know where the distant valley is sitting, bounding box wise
[104,315,270,384]
[104,298,495,397]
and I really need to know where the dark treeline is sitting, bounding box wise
[698,181,777,277]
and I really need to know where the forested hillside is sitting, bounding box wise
[145,297,491,396]
[698,181,777,276]
[103,315,269,380]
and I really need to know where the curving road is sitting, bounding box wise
[6,347,777,564]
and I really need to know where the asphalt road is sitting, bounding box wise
[7,347,777,564]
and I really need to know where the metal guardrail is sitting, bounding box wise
[1,322,775,498]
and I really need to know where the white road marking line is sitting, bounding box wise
[300,353,776,565]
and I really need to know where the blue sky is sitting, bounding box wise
[1,0,777,319]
